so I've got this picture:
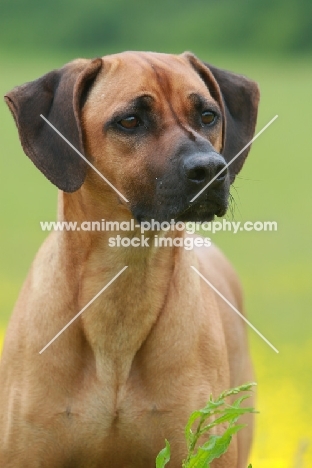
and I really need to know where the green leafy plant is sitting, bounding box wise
[156,382,256,468]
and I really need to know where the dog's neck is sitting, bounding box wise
[57,189,191,388]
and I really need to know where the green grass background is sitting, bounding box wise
[0,1,312,465]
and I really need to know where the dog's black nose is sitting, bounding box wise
[183,153,227,187]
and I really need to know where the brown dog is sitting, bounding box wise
[0,52,259,467]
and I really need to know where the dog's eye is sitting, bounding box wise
[118,116,140,130]
[201,111,216,126]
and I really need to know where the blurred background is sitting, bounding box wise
[0,0,311,466]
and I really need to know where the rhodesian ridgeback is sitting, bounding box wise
[1,51,259,467]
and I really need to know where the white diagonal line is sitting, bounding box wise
[39,266,128,354]
[191,266,279,353]
[190,115,278,203]
[40,115,129,203]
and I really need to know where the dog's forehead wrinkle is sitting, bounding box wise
[111,94,155,114]
[188,92,214,107]
[140,61,197,143]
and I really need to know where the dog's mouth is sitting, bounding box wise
[133,198,227,224]
[175,200,227,223]
[132,177,229,223]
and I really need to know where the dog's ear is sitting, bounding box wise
[183,52,260,182]
[4,58,102,192]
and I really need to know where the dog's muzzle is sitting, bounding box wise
[132,150,230,223]
[171,151,229,222]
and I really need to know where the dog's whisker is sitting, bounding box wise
[228,189,242,220]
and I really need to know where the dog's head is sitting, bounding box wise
[5,52,259,222]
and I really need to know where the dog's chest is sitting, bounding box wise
[55,341,220,467]
[58,377,191,467]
